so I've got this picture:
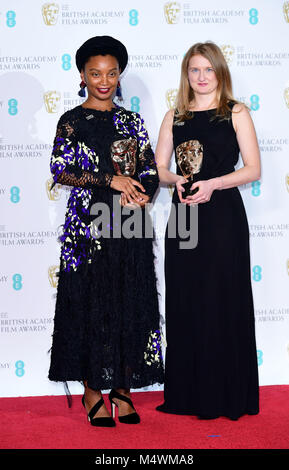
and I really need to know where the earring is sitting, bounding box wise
[78,80,86,97]
[116,81,123,101]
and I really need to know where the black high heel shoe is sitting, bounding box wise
[109,389,140,424]
[82,395,116,427]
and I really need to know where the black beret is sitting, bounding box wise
[75,35,128,73]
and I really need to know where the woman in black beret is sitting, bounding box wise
[48,36,164,427]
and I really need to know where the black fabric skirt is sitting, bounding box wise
[156,187,259,420]
[48,204,164,391]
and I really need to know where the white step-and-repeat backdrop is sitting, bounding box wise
[0,0,288,397]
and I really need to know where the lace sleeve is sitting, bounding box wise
[50,117,113,190]
[135,114,159,200]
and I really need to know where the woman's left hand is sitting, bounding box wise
[185,179,216,205]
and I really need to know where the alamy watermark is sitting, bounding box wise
[90,195,198,249]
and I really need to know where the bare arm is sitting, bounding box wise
[212,103,261,190]
[155,110,186,185]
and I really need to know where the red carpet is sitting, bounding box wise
[0,386,288,450]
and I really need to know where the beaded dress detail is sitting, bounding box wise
[48,105,164,391]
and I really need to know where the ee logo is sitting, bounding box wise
[250,95,260,111]
[251,180,261,196]
[62,54,71,71]
[10,186,20,203]
[8,99,18,116]
[6,11,16,27]
[129,9,138,26]
[15,360,25,377]
[249,8,258,25]
[130,96,140,112]
[12,274,23,290]
[257,350,263,366]
[252,265,262,282]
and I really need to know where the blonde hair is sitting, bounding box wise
[175,41,238,121]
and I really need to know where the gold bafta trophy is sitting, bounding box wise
[111,138,137,176]
[176,140,203,198]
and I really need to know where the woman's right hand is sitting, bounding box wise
[175,176,188,203]
[120,192,150,209]
[110,175,146,204]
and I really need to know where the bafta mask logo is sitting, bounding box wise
[284,88,289,108]
[286,174,289,193]
[44,91,61,113]
[166,89,178,109]
[46,177,61,201]
[164,2,181,24]
[48,265,59,288]
[221,45,235,65]
[283,1,289,22]
[42,3,59,25]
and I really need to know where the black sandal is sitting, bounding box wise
[109,389,140,424]
[82,395,116,427]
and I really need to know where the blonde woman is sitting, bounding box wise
[155,42,260,420]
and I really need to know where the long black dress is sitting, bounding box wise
[48,104,164,392]
[156,105,259,420]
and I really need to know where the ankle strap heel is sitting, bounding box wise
[111,401,116,419]
[108,389,140,424]
[82,395,116,427]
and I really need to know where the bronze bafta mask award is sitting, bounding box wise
[111,138,137,176]
[176,140,203,198]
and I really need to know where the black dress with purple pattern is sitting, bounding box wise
[48,104,164,391]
